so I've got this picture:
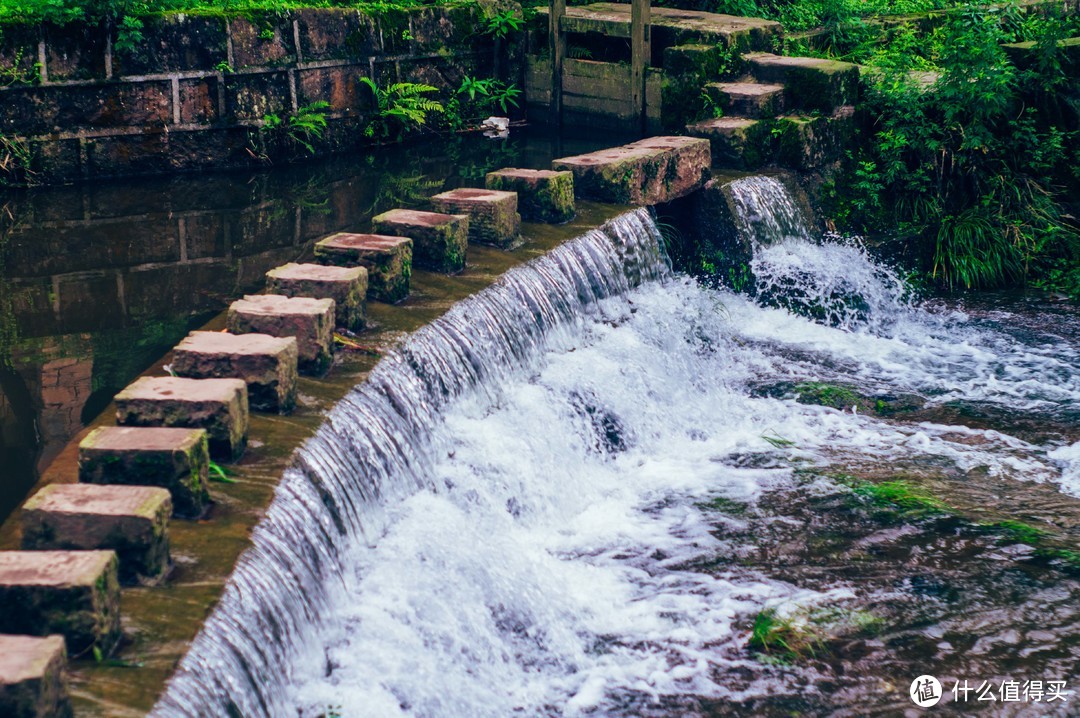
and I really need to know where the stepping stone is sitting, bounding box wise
[314,233,412,304]
[372,209,469,273]
[428,188,521,249]
[686,117,762,168]
[703,82,785,118]
[172,331,299,413]
[227,295,334,376]
[114,377,249,462]
[78,426,210,519]
[0,635,71,718]
[266,263,368,332]
[0,551,121,655]
[552,136,710,205]
[745,52,860,112]
[21,485,172,584]
[485,169,575,223]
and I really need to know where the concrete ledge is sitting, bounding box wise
[172,331,299,413]
[745,53,860,112]
[485,169,575,224]
[553,136,710,205]
[21,485,172,584]
[78,426,210,518]
[227,295,335,376]
[313,233,413,304]
[114,377,249,461]
[704,81,785,118]
[686,117,761,167]
[0,635,71,718]
[0,551,121,656]
[266,263,368,333]
[373,208,469,272]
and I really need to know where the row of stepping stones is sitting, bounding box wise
[0,166,577,718]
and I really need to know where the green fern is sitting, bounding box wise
[360,77,444,141]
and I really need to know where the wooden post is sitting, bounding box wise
[631,0,651,135]
[549,0,566,127]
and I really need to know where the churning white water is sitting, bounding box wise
[153,196,1079,717]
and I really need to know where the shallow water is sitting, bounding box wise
[280,235,1079,716]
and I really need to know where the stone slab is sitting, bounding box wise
[266,262,368,332]
[21,485,172,584]
[485,169,575,223]
[114,377,249,462]
[78,426,210,519]
[172,331,299,413]
[745,53,860,112]
[372,208,469,272]
[704,81,785,118]
[313,233,412,304]
[0,635,71,718]
[686,116,762,168]
[0,551,121,655]
[552,136,711,205]
[428,189,520,249]
[227,295,335,376]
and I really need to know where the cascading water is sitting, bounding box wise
[156,187,1079,717]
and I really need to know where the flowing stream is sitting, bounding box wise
[154,182,1078,717]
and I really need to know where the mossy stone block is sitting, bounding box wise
[313,233,413,304]
[172,331,299,413]
[554,136,710,204]
[428,189,520,249]
[0,635,71,718]
[226,295,335,377]
[21,485,172,584]
[114,377,249,462]
[372,209,469,273]
[78,426,210,519]
[0,551,121,656]
[485,169,575,223]
[746,53,860,113]
[266,263,368,332]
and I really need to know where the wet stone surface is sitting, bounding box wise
[21,484,172,584]
[486,169,576,224]
[78,426,210,519]
[0,634,71,718]
[0,551,121,656]
[113,377,249,462]
[314,233,413,304]
[266,263,368,333]
[428,189,520,250]
[172,330,299,414]
[373,208,469,273]
[226,295,335,377]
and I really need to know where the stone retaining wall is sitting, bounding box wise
[0,7,495,183]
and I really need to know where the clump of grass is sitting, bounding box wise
[988,519,1049,546]
[761,431,796,449]
[207,460,237,484]
[748,608,823,663]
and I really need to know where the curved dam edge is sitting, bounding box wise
[0,200,631,716]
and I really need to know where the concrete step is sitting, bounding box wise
[21,484,172,584]
[373,208,471,270]
[114,376,249,461]
[0,551,121,655]
[0,634,71,718]
[686,116,761,168]
[78,426,211,518]
[314,233,413,304]
[226,295,335,377]
[425,192,521,251]
[266,263,368,333]
[552,136,710,205]
[486,169,575,224]
[171,331,299,413]
[744,52,860,112]
[704,81,785,118]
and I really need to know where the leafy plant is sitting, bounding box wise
[359,77,444,142]
[0,133,36,187]
[483,9,523,40]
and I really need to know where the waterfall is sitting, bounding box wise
[725,175,910,332]
[150,209,669,718]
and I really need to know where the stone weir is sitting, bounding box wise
[0,198,634,716]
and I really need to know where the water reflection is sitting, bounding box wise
[0,130,617,523]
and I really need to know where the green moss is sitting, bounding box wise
[793,381,863,410]
[984,519,1049,546]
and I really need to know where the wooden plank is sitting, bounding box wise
[630,0,651,135]
[549,0,566,126]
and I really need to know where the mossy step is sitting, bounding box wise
[373,208,471,269]
[703,81,785,118]
[226,295,335,377]
[485,169,575,224]
[685,116,760,167]
[313,233,413,305]
[744,53,860,112]
[0,634,71,718]
[172,331,299,414]
[267,263,368,334]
